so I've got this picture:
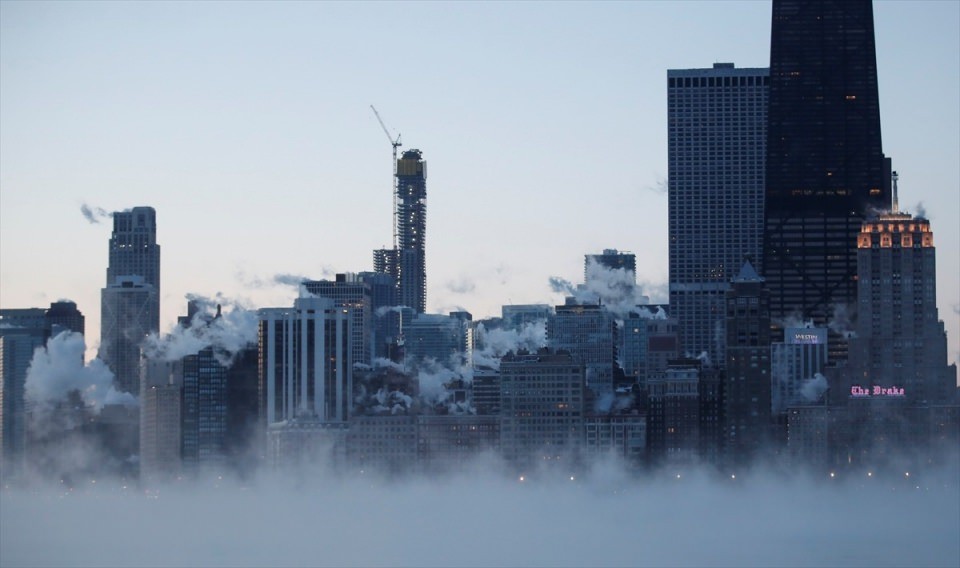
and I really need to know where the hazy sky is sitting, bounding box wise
[1,1,957,368]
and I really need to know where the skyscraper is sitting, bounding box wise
[668,63,769,367]
[100,206,161,393]
[396,149,427,314]
[100,275,158,394]
[258,296,353,425]
[764,0,891,360]
[304,273,374,368]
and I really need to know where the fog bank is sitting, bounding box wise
[2,464,958,568]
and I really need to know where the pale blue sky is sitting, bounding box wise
[1,1,957,368]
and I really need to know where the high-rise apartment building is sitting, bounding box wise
[374,150,428,315]
[764,0,890,361]
[668,63,768,368]
[100,206,160,392]
[396,150,427,314]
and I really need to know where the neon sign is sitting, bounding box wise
[850,385,905,398]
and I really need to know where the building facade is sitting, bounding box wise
[724,261,772,465]
[100,275,159,394]
[258,297,353,426]
[499,350,585,469]
[847,213,955,405]
[668,63,768,368]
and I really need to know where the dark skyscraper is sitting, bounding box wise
[396,149,427,314]
[764,0,890,359]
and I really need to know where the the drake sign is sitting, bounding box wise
[850,385,905,398]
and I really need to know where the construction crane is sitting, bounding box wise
[370,105,402,248]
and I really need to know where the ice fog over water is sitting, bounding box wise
[2,460,958,568]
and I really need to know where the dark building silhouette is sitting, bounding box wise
[45,301,85,337]
[764,0,891,361]
[724,261,772,465]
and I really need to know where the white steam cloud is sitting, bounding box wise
[549,260,661,319]
[473,320,548,369]
[800,373,829,402]
[143,295,257,367]
[25,331,137,416]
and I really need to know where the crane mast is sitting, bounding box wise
[370,105,402,248]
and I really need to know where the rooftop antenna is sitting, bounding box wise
[370,105,402,248]
[891,170,899,213]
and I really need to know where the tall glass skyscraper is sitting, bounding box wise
[764,0,890,360]
[668,63,769,367]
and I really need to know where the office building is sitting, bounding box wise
[140,360,182,482]
[304,273,374,368]
[647,360,701,463]
[100,206,161,393]
[258,296,352,426]
[0,309,49,479]
[416,414,500,471]
[550,303,617,395]
[501,304,553,333]
[499,350,585,469]
[724,260,772,464]
[404,311,472,369]
[668,63,768,368]
[100,276,158,394]
[764,1,891,361]
[771,326,828,415]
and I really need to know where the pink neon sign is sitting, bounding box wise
[850,385,905,398]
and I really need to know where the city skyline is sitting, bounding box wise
[1,1,957,373]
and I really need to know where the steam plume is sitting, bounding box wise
[25,331,137,418]
[143,295,257,367]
